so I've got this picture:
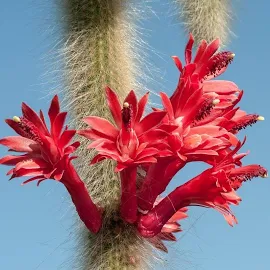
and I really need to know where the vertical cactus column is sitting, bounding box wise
[60,1,153,269]
[175,0,233,45]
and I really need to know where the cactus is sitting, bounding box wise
[175,0,233,45]
[59,1,153,269]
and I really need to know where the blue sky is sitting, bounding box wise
[0,1,269,269]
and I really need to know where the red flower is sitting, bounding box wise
[137,34,264,213]
[79,87,168,223]
[137,140,267,238]
[0,96,102,233]
[171,33,234,84]
[137,91,236,212]
[79,87,168,172]
[170,34,239,129]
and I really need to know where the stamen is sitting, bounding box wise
[229,165,268,190]
[14,117,42,143]
[257,116,265,121]
[193,98,220,124]
[229,114,260,133]
[13,116,21,123]
[212,99,220,105]
[122,102,132,128]
[123,102,129,108]
[204,51,235,79]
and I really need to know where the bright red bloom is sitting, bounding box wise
[170,34,239,128]
[137,91,237,212]
[137,34,265,214]
[0,96,102,233]
[171,33,234,84]
[137,140,268,238]
[79,87,168,172]
[79,87,168,223]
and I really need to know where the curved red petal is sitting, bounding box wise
[0,155,28,165]
[0,136,38,152]
[136,92,149,123]
[22,176,46,185]
[52,112,67,139]
[135,111,167,136]
[193,39,207,63]
[171,56,183,72]
[203,80,240,95]
[15,158,48,171]
[160,92,174,120]
[48,95,60,124]
[105,87,122,128]
[58,130,76,149]
[185,33,194,64]
[21,102,48,135]
[83,116,118,140]
[199,38,220,64]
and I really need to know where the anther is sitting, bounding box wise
[13,116,21,123]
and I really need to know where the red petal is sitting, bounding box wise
[169,210,188,222]
[64,141,80,154]
[203,80,239,94]
[0,136,38,152]
[21,176,46,185]
[188,125,225,136]
[13,167,48,177]
[185,33,194,64]
[91,154,107,165]
[136,92,149,123]
[136,148,159,160]
[42,136,60,163]
[39,110,50,134]
[105,87,122,128]
[48,95,60,124]
[0,155,28,165]
[186,149,218,156]
[135,111,167,136]
[162,223,181,233]
[83,116,118,140]
[134,156,157,164]
[15,158,47,171]
[199,39,220,64]
[52,112,67,139]
[193,39,207,63]
[21,102,48,135]
[172,56,183,72]
[58,130,76,149]
[139,129,169,142]
[160,92,174,120]
[78,128,115,141]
